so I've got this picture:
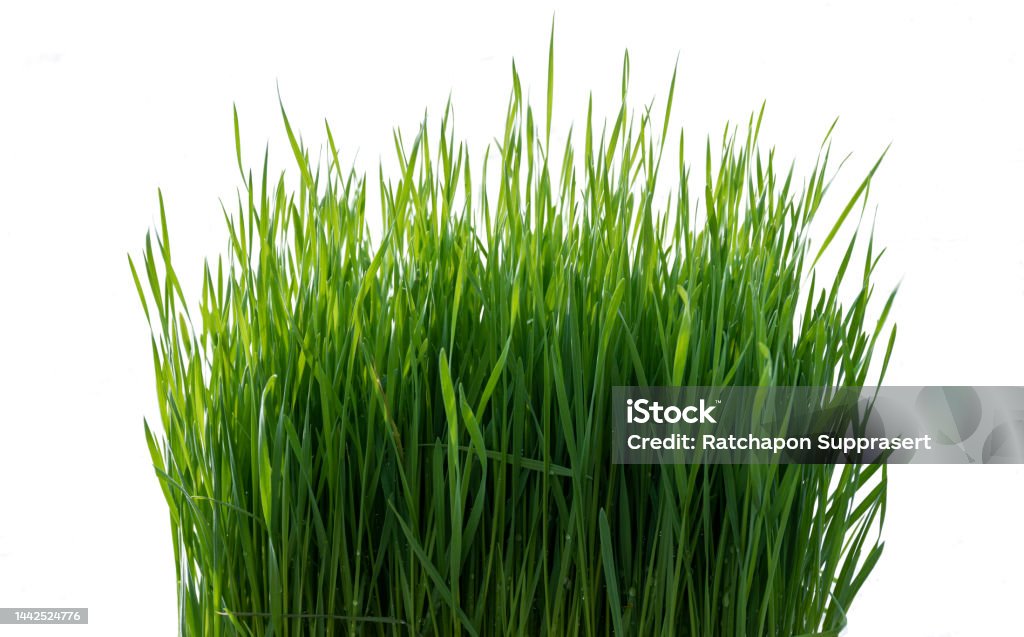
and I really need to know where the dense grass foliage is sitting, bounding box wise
[133,42,896,636]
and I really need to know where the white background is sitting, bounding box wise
[2,1,1023,635]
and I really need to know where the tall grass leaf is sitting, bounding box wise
[257,375,277,529]
[135,39,894,636]
[672,285,691,385]
[439,350,459,441]
[599,509,626,636]
[811,146,889,269]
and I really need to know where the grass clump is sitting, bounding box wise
[133,38,896,637]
